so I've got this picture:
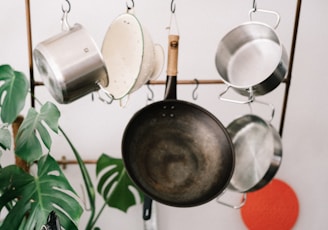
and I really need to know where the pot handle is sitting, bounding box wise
[96,83,114,104]
[219,86,275,121]
[249,8,281,29]
[249,99,276,122]
[216,191,247,209]
[219,86,254,104]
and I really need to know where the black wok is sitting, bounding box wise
[122,35,234,207]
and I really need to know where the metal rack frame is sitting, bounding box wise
[24,0,302,165]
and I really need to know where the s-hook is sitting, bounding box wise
[126,0,135,10]
[61,0,71,31]
[252,0,257,12]
[167,0,179,34]
[171,0,176,13]
[192,78,199,100]
[146,82,154,102]
[61,0,71,13]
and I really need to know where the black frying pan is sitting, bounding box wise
[122,35,234,207]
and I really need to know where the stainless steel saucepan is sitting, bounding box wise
[215,7,288,96]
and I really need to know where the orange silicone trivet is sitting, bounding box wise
[241,179,299,230]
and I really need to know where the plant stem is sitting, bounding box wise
[90,202,108,229]
[58,126,96,230]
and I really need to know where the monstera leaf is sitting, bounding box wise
[0,65,29,124]
[15,102,60,163]
[96,154,144,212]
[0,154,83,230]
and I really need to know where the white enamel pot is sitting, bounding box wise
[101,10,164,100]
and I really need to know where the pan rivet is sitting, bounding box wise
[162,113,166,117]
[170,113,175,118]
[170,106,175,110]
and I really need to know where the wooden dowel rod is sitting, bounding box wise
[25,0,35,108]
[57,159,97,165]
[58,156,97,169]
[149,79,224,85]
[34,78,288,87]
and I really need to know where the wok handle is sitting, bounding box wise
[143,195,153,221]
[167,35,179,77]
[164,35,179,100]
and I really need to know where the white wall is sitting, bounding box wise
[1,0,327,229]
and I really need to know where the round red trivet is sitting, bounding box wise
[241,178,299,230]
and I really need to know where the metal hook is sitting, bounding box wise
[61,0,71,31]
[167,0,179,35]
[252,0,257,12]
[146,82,154,102]
[192,79,199,100]
[61,0,71,13]
[126,0,135,10]
[171,0,176,13]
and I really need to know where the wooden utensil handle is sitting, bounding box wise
[167,35,179,76]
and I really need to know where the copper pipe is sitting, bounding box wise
[58,156,97,169]
[279,0,302,137]
[25,0,35,108]
[35,78,288,86]
[149,79,224,85]
[149,78,287,85]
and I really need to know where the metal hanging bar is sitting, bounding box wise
[24,0,302,166]
[279,0,302,137]
[25,0,35,108]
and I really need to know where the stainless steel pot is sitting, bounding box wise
[226,114,282,193]
[34,14,108,104]
[217,113,282,209]
[215,9,288,96]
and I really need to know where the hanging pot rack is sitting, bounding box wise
[24,0,302,166]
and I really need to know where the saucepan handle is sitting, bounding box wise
[249,8,281,29]
[219,86,254,104]
[216,191,247,209]
[248,99,275,122]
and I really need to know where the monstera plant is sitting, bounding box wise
[0,65,144,230]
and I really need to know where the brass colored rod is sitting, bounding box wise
[25,0,35,108]
[57,156,97,169]
[148,78,287,85]
[148,79,224,85]
[35,78,287,86]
